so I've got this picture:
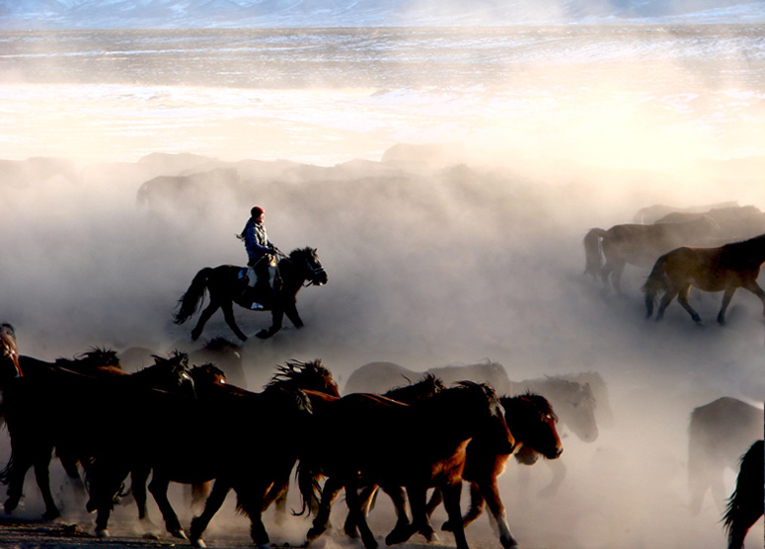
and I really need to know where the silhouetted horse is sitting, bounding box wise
[688,397,763,515]
[584,216,719,292]
[722,440,764,549]
[174,247,327,341]
[0,352,193,521]
[425,392,563,549]
[643,232,765,324]
[110,359,339,546]
[300,382,515,549]
[654,205,765,242]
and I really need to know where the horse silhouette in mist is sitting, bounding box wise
[643,232,765,324]
[688,397,763,516]
[173,247,327,341]
[583,216,719,292]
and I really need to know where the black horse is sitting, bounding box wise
[173,247,327,341]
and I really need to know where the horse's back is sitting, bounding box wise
[690,397,762,448]
[427,361,514,395]
[343,362,418,395]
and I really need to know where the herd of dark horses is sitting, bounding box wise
[0,321,759,548]
[0,325,568,549]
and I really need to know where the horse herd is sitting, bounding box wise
[0,325,760,549]
[584,203,765,325]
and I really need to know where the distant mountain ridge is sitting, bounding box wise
[1,0,764,29]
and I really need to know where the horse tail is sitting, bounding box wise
[641,254,669,318]
[295,461,321,517]
[583,228,607,277]
[173,268,213,325]
[722,440,764,548]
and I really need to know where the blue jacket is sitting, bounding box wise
[242,218,273,264]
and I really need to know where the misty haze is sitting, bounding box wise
[0,23,763,549]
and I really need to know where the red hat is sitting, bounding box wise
[251,206,264,217]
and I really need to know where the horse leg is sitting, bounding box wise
[539,459,567,498]
[380,485,418,542]
[676,283,703,324]
[717,287,738,325]
[220,301,248,342]
[425,486,443,519]
[33,455,60,521]
[655,287,680,321]
[283,300,304,329]
[131,465,155,529]
[232,481,270,546]
[474,477,517,549]
[610,261,626,294]
[191,302,220,341]
[257,309,284,339]
[742,280,765,318]
[3,452,33,515]
[440,482,469,549]
[190,479,232,548]
[190,481,211,515]
[306,476,344,541]
[343,477,378,549]
[148,473,187,539]
[344,483,375,538]
[88,460,132,538]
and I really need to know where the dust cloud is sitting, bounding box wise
[0,26,763,549]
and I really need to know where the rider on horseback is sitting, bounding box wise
[239,206,277,310]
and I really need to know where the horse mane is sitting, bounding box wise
[289,247,317,260]
[508,391,558,421]
[56,347,122,370]
[384,373,445,402]
[266,359,336,391]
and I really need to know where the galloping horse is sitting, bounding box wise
[300,382,515,549]
[643,232,765,324]
[584,216,719,292]
[174,247,327,341]
[688,397,763,515]
[425,392,563,549]
[723,440,764,549]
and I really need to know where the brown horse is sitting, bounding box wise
[173,247,327,341]
[688,397,763,515]
[300,381,515,549]
[723,440,764,549]
[584,216,719,292]
[643,232,765,324]
[425,392,562,549]
[108,359,339,545]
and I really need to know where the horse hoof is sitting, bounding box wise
[191,538,207,548]
[42,509,61,522]
[171,529,189,540]
[96,529,110,538]
[256,330,271,339]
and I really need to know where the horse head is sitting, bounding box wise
[134,351,196,397]
[555,379,598,442]
[189,363,227,387]
[267,359,340,397]
[289,247,328,287]
[0,323,21,380]
[503,392,563,461]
